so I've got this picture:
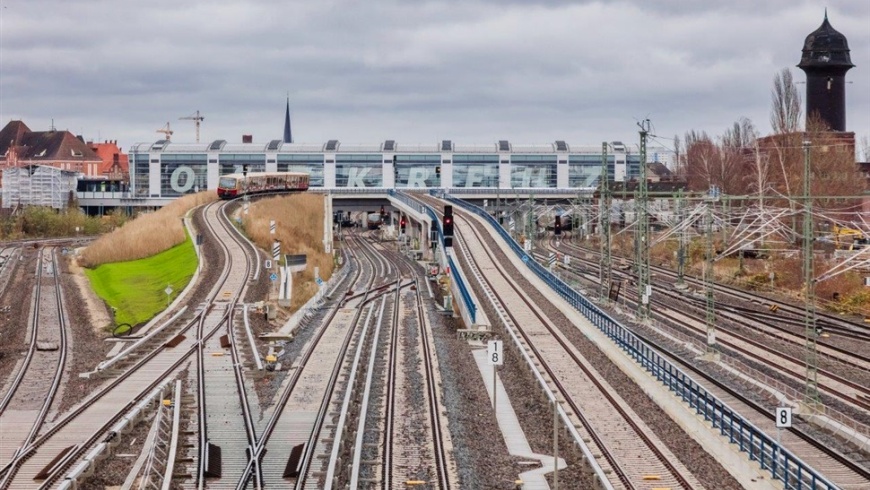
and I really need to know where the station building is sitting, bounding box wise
[128,139,645,199]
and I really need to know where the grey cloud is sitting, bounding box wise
[0,0,867,150]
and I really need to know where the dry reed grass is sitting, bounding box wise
[79,192,217,267]
[244,194,334,311]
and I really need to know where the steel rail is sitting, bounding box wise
[0,249,44,414]
[0,249,69,488]
[458,206,695,490]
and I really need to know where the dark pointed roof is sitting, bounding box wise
[283,97,293,144]
[0,120,100,161]
[798,12,854,69]
[0,120,32,154]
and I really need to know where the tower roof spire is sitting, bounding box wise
[798,11,853,69]
[283,96,293,144]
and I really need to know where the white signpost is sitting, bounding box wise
[264,259,272,270]
[774,406,792,477]
[164,285,173,307]
[776,407,792,428]
[488,340,503,411]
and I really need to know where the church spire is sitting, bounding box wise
[283,96,293,143]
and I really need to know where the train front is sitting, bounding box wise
[217,176,240,199]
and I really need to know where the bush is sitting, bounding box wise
[0,206,114,240]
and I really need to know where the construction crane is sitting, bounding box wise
[156,122,174,141]
[180,110,204,143]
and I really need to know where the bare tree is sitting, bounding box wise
[770,68,802,135]
[859,134,870,162]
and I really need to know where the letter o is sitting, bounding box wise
[170,166,195,193]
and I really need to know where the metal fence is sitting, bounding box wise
[448,195,837,490]
[389,190,477,324]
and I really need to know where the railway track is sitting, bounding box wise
[192,199,261,489]
[0,201,258,489]
[0,246,20,298]
[546,240,870,415]
[555,239,870,341]
[245,233,376,488]
[540,238,870,487]
[437,199,702,489]
[0,248,68,486]
[339,238,455,489]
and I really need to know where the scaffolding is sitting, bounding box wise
[1,165,78,210]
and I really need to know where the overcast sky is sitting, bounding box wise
[1,0,868,153]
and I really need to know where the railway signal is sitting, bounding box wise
[400,217,406,233]
[554,215,562,235]
[443,205,454,235]
[442,205,454,247]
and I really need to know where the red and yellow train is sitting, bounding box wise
[217,172,309,199]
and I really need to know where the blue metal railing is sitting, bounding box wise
[447,195,836,490]
[389,191,477,324]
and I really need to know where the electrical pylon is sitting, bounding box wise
[802,140,822,411]
[676,190,687,289]
[599,142,612,302]
[636,121,651,320]
[704,197,717,354]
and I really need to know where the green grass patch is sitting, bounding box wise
[84,235,198,328]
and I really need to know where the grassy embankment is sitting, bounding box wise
[79,192,217,328]
[243,193,335,311]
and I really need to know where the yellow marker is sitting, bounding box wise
[162,399,172,406]
[211,352,225,357]
[642,475,662,480]
[266,355,277,363]
[821,333,830,338]
[405,481,426,486]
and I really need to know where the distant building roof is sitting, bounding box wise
[87,140,129,175]
[0,120,100,162]
[647,162,673,179]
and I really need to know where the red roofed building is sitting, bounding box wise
[0,120,102,178]
[87,140,129,179]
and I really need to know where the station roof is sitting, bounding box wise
[130,139,636,155]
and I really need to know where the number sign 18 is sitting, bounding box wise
[487,340,504,366]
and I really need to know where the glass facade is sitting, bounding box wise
[395,154,440,188]
[627,153,641,180]
[131,153,150,197]
[218,154,266,176]
[510,155,557,188]
[161,154,208,196]
[124,146,638,196]
[569,154,614,187]
[452,155,498,188]
[335,154,383,188]
[278,154,324,187]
